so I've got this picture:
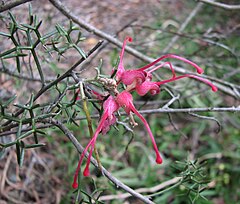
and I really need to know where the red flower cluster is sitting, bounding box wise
[72,37,217,189]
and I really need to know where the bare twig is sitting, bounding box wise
[44,118,154,204]
[0,0,34,12]
[0,66,55,83]
[98,176,182,202]
[199,0,240,10]
[162,94,180,109]
[139,106,240,114]
[49,0,239,98]
[1,106,239,137]
[188,112,221,133]
[162,2,203,53]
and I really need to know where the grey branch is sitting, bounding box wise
[45,118,154,204]
[199,0,240,10]
[163,2,203,53]
[99,177,182,202]
[138,106,240,114]
[1,106,239,137]
[0,66,55,83]
[0,0,34,12]
[49,0,239,98]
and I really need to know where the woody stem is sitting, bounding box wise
[79,82,102,170]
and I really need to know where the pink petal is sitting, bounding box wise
[101,115,117,135]
[135,81,160,96]
[103,96,120,117]
[91,89,105,100]
[116,36,133,81]
[115,91,133,114]
[121,70,147,85]
[139,54,204,74]
[128,103,163,164]
[72,136,95,188]
[148,61,176,79]
[156,74,218,92]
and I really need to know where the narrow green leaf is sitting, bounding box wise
[8,12,17,24]
[31,49,45,84]
[25,143,45,149]
[36,20,42,30]
[0,147,5,159]
[28,4,33,25]
[41,30,58,40]
[33,132,38,144]
[2,94,17,108]
[18,129,35,140]
[14,103,29,110]
[73,44,86,59]
[29,93,35,107]
[56,24,68,36]
[0,141,17,148]
[0,47,17,58]
[19,146,25,167]
[76,32,85,44]
[33,15,38,27]
[18,46,32,50]
[9,22,17,34]
[16,120,23,138]
[2,113,20,122]
[0,32,11,37]
[2,53,28,59]
[16,142,21,165]
[21,23,35,30]
[36,130,46,135]
[68,20,73,34]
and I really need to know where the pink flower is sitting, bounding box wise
[115,91,163,164]
[135,74,218,96]
[115,36,205,91]
[72,36,218,189]
[72,96,119,189]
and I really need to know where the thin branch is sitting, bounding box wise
[0,0,34,12]
[139,106,240,114]
[188,112,221,133]
[44,118,154,204]
[49,0,239,98]
[162,2,203,53]
[1,106,239,137]
[0,66,55,83]
[162,94,180,109]
[99,177,182,202]
[199,0,240,10]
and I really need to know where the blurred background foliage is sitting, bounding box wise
[0,0,239,203]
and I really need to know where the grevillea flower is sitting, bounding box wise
[72,96,119,189]
[72,36,218,189]
[115,36,210,96]
[135,74,218,96]
[115,91,163,164]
